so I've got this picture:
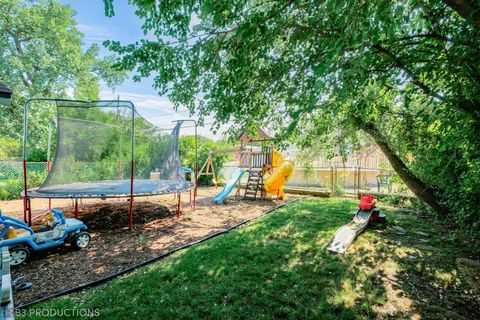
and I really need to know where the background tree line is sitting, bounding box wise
[0,0,231,198]
[0,0,126,160]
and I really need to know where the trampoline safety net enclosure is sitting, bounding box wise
[26,99,193,199]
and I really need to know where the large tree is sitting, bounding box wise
[0,0,126,156]
[104,0,480,225]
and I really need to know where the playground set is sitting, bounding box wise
[0,98,388,311]
[0,98,382,267]
[1,99,297,268]
[197,128,295,204]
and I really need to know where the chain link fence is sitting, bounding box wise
[0,161,48,200]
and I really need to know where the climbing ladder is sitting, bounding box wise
[243,170,264,200]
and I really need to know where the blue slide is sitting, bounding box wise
[213,168,247,204]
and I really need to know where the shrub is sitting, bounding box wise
[0,137,22,160]
[0,171,47,200]
[334,183,345,196]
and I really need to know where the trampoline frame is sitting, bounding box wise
[22,98,198,229]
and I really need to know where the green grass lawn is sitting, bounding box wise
[19,198,480,319]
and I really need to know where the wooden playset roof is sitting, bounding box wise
[237,128,271,142]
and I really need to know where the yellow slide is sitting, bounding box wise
[264,150,295,200]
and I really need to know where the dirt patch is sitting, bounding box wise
[456,258,480,293]
[6,188,300,305]
[363,217,480,320]
[66,201,175,231]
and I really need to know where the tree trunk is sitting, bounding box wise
[444,0,479,26]
[358,120,450,216]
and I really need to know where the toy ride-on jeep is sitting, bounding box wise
[0,209,90,266]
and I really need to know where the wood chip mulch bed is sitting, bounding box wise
[11,195,287,305]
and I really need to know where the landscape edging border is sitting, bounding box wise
[17,197,302,309]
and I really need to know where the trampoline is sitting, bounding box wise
[22,99,197,229]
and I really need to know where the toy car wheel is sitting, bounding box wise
[72,232,90,249]
[9,246,30,266]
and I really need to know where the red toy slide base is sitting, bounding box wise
[359,194,377,211]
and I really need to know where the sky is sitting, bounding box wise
[58,0,225,139]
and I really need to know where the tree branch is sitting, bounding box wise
[396,33,449,42]
[372,44,444,101]
[11,33,36,86]
[444,0,479,25]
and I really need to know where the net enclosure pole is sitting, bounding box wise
[173,119,198,210]
[128,104,135,230]
[22,100,32,224]
[194,120,198,210]
[47,121,53,213]
[22,101,28,223]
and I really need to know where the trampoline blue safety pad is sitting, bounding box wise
[28,180,193,198]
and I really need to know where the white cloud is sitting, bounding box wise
[77,23,118,45]
[65,86,75,99]
[99,90,191,119]
[189,13,201,32]
[99,90,229,140]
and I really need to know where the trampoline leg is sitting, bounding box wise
[27,198,32,227]
[193,183,198,211]
[74,199,79,219]
[128,196,134,230]
[177,192,181,220]
[22,160,28,223]
[47,160,51,213]
[128,160,135,230]
[189,190,193,209]
[194,162,198,211]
